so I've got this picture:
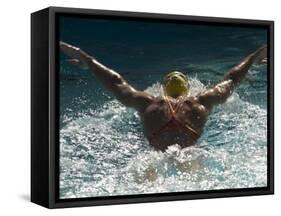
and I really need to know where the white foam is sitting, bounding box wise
[59,78,267,198]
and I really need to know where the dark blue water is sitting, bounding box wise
[59,16,267,198]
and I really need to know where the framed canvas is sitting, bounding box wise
[31,6,274,208]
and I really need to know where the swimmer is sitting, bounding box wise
[60,41,267,151]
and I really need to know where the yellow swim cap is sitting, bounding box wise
[163,71,189,98]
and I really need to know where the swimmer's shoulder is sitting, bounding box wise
[153,96,197,105]
[182,96,197,104]
[145,96,166,109]
[183,96,209,114]
[153,96,166,104]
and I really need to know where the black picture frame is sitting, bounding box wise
[31,6,274,209]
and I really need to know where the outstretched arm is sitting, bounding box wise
[197,45,267,109]
[60,41,154,111]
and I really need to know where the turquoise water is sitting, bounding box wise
[59,17,267,198]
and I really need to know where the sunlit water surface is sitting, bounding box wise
[60,75,267,198]
[59,18,267,198]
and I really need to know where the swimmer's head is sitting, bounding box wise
[163,71,190,98]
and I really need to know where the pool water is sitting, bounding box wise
[59,17,268,198]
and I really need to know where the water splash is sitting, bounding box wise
[59,78,267,198]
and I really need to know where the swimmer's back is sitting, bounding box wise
[139,96,209,151]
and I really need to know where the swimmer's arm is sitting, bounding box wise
[223,45,267,86]
[197,45,267,109]
[196,79,235,109]
[60,41,154,111]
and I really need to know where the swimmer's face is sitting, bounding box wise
[163,71,190,98]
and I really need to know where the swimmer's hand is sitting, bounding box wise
[253,45,267,64]
[60,41,91,70]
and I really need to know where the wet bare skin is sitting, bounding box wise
[60,41,267,151]
[140,96,209,151]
